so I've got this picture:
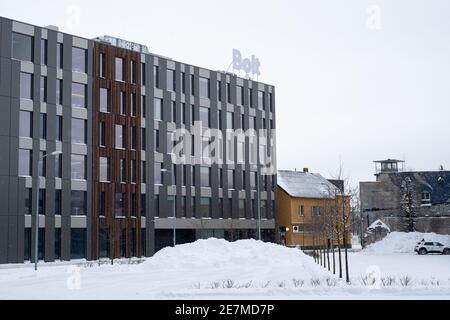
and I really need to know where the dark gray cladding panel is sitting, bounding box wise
[0,176,9,216]
[8,177,19,217]
[0,136,11,177]
[0,18,12,59]
[7,215,18,262]
[0,96,11,137]
[8,136,19,176]
[0,216,8,263]
[0,58,12,97]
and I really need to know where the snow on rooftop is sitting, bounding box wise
[277,170,341,199]
[368,219,391,232]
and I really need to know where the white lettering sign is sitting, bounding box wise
[232,49,261,77]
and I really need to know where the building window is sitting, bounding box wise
[71,154,86,180]
[40,39,47,65]
[239,199,245,218]
[19,111,32,138]
[131,160,137,183]
[70,229,86,259]
[71,191,86,216]
[167,196,176,217]
[115,124,125,149]
[24,188,32,215]
[141,95,146,118]
[200,197,211,218]
[167,69,176,92]
[56,79,63,105]
[421,191,431,205]
[119,159,126,183]
[120,91,126,115]
[71,118,87,144]
[190,74,195,96]
[99,121,106,146]
[55,190,62,216]
[311,206,321,216]
[261,200,267,219]
[191,105,196,125]
[19,149,32,176]
[269,92,273,112]
[131,93,137,117]
[99,157,109,182]
[181,196,186,217]
[299,205,304,216]
[141,128,146,151]
[226,112,234,129]
[171,101,176,123]
[56,43,63,69]
[154,98,163,121]
[219,168,223,188]
[38,151,46,177]
[226,83,231,103]
[154,129,160,152]
[237,86,244,106]
[181,103,187,124]
[228,169,235,189]
[154,195,160,217]
[55,153,62,178]
[293,225,304,234]
[217,80,222,101]
[130,60,137,84]
[72,47,87,73]
[241,170,246,189]
[39,113,47,139]
[39,76,47,102]
[217,110,222,130]
[153,65,159,88]
[12,32,34,62]
[249,88,253,108]
[181,72,186,94]
[258,90,265,110]
[100,88,110,112]
[200,167,211,187]
[199,107,210,128]
[99,192,106,216]
[20,72,33,100]
[38,189,46,215]
[115,57,125,81]
[141,194,146,217]
[115,192,125,217]
[131,193,137,217]
[199,77,210,98]
[130,126,137,150]
[154,162,162,185]
[141,160,147,183]
[141,63,146,85]
[72,82,87,108]
[100,53,106,78]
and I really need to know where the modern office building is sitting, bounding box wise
[0,17,277,264]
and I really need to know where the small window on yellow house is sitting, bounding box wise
[311,206,321,216]
[298,205,304,216]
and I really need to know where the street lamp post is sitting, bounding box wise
[34,151,62,271]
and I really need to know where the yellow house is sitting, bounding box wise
[276,169,352,249]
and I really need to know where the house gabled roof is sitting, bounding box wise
[277,170,342,199]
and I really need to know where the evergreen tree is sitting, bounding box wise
[400,177,418,232]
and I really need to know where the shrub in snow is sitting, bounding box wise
[381,276,396,287]
[399,275,413,287]
[292,279,305,288]
[326,278,338,287]
[223,279,235,289]
[360,274,378,286]
[262,281,271,288]
[310,278,321,286]
[238,281,253,289]
[277,281,286,288]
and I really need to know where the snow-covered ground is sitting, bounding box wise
[0,234,449,300]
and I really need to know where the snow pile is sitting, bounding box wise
[143,238,330,282]
[362,232,450,255]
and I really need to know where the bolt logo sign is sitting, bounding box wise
[232,49,261,78]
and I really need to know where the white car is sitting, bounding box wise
[415,241,450,255]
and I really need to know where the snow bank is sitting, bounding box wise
[143,238,330,281]
[362,232,450,255]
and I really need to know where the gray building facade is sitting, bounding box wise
[0,17,277,264]
[360,159,450,234]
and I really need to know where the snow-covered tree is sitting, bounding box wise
[400,177,418,232]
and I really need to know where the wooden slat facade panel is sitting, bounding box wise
[92,42,142,259]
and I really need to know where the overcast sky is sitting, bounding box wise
[2,0,449,185]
